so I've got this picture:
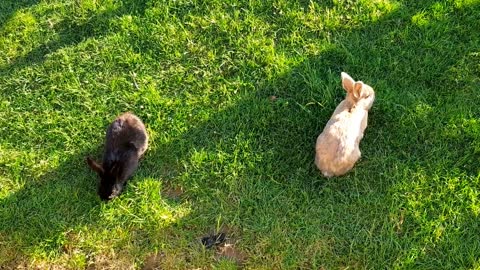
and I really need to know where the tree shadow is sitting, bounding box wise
[0,0,150,75]
[1,0,479,268]
[136,0,480,268]
[0,0,39,29]
[0,146,100,266]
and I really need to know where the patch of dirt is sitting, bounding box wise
[10,261,68,270]
[142,250,195,270]
[86,253,135,270]
[215,243,247,265]
[161,183,184,200]
[199,225,247,266]
[142,252,165,270]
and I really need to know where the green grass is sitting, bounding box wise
[1,0,480,268]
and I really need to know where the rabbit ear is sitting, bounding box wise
[341,72,355,93]
[86,157,104,175]
[353,81,364,99]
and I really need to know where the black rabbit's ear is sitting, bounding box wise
[86,157,104,175]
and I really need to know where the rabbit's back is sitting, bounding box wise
[315,104,364,177]
[105,112,148,158]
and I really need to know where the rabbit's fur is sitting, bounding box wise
[86,112,148,200]
[315,72,375,177]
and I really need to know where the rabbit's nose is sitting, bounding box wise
[111,183,123,196]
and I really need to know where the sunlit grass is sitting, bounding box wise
[1,0,479,268]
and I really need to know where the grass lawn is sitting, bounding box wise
[1,0,480,268]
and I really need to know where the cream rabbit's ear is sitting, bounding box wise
[341,72,355,93]
[353,81,364,99]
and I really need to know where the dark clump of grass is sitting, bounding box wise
[1,0,480,268]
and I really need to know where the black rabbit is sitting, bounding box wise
[86,112,148,200]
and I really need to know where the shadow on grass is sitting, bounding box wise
[0,0,39,28]
[0,147,100,266]
[138,1,480,268]
[0,0,150,75]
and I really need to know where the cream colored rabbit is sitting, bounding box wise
[315,72,375,177]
